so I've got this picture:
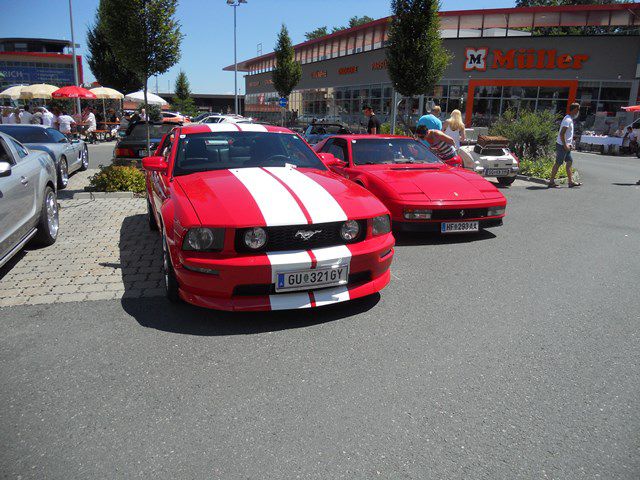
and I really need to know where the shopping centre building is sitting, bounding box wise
[226,3,640,132]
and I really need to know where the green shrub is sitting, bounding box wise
[379,123,391,134]
[519,156,575,180]
[490,109,557,159]
[89,165,146,193]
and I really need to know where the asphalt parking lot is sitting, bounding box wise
[1,146,639,479]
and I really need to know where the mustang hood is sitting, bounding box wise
[368,168,501,201]
[175,167,388,227]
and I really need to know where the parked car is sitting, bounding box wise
[0,125,88,189]
[162,111,190,124]
[0,132,59,269]
[113,122,177,163]
[314,134,507,234]
[196,114,253,124]
[143,122,395,311]
[458,135,519,186]
[303,123,352,145]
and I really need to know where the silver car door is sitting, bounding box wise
[0,136,37,261]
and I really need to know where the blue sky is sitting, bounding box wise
[0,0,513,94]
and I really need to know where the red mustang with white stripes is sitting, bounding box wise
[143,123,395,311]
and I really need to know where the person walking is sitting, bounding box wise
[19,105,33,124]
[442,109,466,149]
[549,102,581,188]
[363,105,381,134]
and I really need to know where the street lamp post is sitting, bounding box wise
[68,0,81,115]
[227,0,247,115]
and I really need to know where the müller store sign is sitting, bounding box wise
[464,47,590,71]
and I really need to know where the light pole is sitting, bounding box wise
[227,0,247,115]
[68,0,81,115]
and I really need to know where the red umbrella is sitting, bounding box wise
[51,86,97,99]
[621,105,640,112]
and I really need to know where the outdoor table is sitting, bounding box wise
[579,134,623,154]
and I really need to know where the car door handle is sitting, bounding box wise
[20,176,29,186]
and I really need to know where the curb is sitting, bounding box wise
[515,174,550,185]
[73,191,135,199]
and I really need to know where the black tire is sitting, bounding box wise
[79,145,89,171]
[33,186,59,246]
[57,156,69,190]
[162,234,180,303]
[147,198,158,231]
[497,176,516,186]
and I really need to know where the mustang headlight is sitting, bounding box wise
[340,220,360,241]
[487,206,506,217]
[372,215,391,235]
[182,228,225,251]
[403,209,432,220]
[244,227,267,250]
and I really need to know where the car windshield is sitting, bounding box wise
[351,138,442,165]
[173,132,326,176]
[0,126,50,143]
[127,123,174,140]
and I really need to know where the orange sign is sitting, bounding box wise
[338,66,358,75]
[465,47,589,71]
[372,60,388,70]
[311,70,327,78]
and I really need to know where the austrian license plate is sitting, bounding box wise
[485,168,510,176]
[276,265,349,292]
[138,149,148,157]
[441,221,479,233]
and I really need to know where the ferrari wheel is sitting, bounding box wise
[497,176,516,186]
[162,234,180,303]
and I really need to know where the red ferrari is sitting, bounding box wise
[313,135,507,233]
[143,123,394,311]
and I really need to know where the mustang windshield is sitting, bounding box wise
[351,138,442,166]
[173,132,326,175]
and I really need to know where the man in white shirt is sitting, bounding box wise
[6,108,20,124]
[41,107,55,127]
[549,102,581,188]
[19,105,34,124]
[57,110,76,136]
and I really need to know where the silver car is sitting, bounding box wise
[0,132,59,269]
[0,125,89,189]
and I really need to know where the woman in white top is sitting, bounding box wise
[442,109,466,149]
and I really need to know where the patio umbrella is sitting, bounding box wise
[20,83,59,100]
[51,86,97,99]
[621,105,640,112]
[0,85,26,99]
[90,87,125,123]
[124,90,168,106]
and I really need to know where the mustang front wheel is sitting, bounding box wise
[162,234,180,303]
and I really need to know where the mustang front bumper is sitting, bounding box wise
[173,233,395,311]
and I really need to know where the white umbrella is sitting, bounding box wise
[90,87,124,99]
[124,90,168,106]
[20,83,59,99]
[0,85,27,99]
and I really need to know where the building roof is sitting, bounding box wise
[225,2,640,72]
[0,38,71,46]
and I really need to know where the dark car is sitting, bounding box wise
[303,123,352,145]
[113,122,177,163]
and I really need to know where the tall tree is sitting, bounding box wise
[86,3,141,93]
[348,15,374,28]
[272,25,302,100]
[305,26,328,40]
[172,71,197,116]
[386,0,450,98]
[101,0,183,155]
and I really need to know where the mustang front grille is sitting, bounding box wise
[234,221,366,253]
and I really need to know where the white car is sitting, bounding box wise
[197,114,253,125]
[458,136,519,186]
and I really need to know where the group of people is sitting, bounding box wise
[362,104,464,163]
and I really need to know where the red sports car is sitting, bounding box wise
[143,123,394,311]
[313,135,507,233]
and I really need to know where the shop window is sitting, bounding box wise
[599,84,631,102]
[538,87,569,100]
[371,86,382,99]
[503,86,538,98]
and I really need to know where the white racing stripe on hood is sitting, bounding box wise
[236,123,268,132]
[230,168,307,226]
[265,167,347,224]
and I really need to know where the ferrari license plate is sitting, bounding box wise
[441,221,479,233]
[276,265,349,292]
[485,168,510,176]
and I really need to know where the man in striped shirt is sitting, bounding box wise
[415,125,457,162]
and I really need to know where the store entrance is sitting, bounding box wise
[465,79,578,127]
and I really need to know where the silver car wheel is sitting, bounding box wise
[60,158,69,186]
[81,147,89,169]
[46,190,59,238]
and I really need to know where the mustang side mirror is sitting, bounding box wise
[0,161,11,177]
[142,156,168,173]
[318,153,346,168]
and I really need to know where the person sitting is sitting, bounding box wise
[442,109,466,149]
[57,110,76,137]
[83,107,98,142]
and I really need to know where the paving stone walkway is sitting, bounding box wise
[0,171,163,308]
